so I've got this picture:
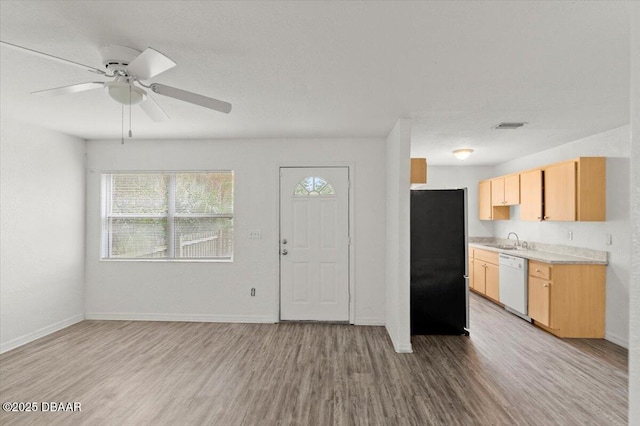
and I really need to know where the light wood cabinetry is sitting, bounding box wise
[468,248,475,290]
[479,157,605,222]
[543,157,605,222]
[472,260,486,294]
[528,276,551,326]
[410,158,427,184]
[575,157,606,221]
[478,180,509,221]
[491,174,520,206]
[527,261,605,338]
[520,169,543,221]
[543,161,576,221]
[484,263,500,301]
[478,180,493,220]
[470,249,500,303]
[491,178,505,206]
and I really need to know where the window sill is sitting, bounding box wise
[99,258,234,263]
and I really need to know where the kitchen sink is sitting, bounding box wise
[482,244,519,250]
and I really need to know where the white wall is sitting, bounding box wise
[629,3,640,423]
[491,125,631,348]
[413,165,495,238]
[0,118,85,353]
[84,138,387,325]
[385,119,412,353]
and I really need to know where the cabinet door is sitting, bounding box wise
[520,169,543,221]
[544,162,576,221]
[410,158,427,184]
[504,174,520,205]
[485,263,500,301]
[478,181,492,220]
[491,178,505,206]
[473,261,486,294]
[528,277,551,326]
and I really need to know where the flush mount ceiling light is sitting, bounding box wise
[453,148,474,160]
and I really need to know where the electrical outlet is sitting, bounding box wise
[568,231,573,241]
[251,288,256,297]
[248,230,262,239]
[605,234,612,246]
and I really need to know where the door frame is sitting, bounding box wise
[276,163,355,324]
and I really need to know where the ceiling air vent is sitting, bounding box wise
[493,122,526,129]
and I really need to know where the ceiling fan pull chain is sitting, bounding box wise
[128,85,133,138]
[121,103,125,145]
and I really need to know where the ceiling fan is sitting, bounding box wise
[0,41,232,123]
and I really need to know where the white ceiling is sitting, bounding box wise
[0,1,631,165]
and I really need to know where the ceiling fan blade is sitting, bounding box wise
[140,95,170,122]
[150,83,232,114]
[127,48,176,80]
[0,40,105,75]
[31,82,105,96]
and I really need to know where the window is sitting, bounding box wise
[293,176,335,196]
[101,172,233,260]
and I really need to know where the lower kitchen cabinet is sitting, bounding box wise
[528,276,550,327]
[470,249,500,303]
[527,261,605,338]
[468,249,475,290]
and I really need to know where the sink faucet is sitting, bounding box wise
[507,232,520,247]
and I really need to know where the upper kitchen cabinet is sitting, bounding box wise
[491,174,520,206]
[574,157,606,221]
[410,158,427,184]
[481,157,605,222]
[478,180,509,220]
[520,169,543,221]
[478,180,492,220]
[544,161,576,221]
[544,157,606,222]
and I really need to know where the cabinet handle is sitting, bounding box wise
[544,216,550,219]
[535,269,541,272]
[543,284,549,288]
[537,216,542,220]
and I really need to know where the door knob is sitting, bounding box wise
[282,239,287,245]
[281,249,288,255]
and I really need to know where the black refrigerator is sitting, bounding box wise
[410,189,469,335]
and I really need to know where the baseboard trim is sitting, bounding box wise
[385,324,413,353]
[0,313,85,354]
[393,342,413,353]
[605,331,629,349]
[85,312,277,324]
[354,317,385,326]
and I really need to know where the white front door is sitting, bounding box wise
[279,167,349,321]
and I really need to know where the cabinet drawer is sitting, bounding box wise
[529,261,551,280]
[474,249,499,265]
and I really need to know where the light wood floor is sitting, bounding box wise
[0,293,628,425]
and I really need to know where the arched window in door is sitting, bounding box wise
[293,176,335,196]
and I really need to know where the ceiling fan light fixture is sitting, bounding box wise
[453,148,473,160]
[105,82,146,105]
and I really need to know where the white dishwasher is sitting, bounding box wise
[498,254,531,321]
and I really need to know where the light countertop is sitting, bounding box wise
[469,243,608,265]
